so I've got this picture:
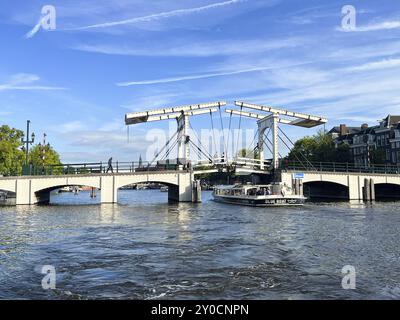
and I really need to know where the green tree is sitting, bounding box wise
[335,143,352,163]
[312,130,337,162]
[287,136,318,162]
[287,130,351,163]
[0,125,24,176]
[29,144,61,167]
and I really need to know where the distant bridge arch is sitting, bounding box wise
[115,174,179,190]
[374,183,400,200]
[302,176,349,188]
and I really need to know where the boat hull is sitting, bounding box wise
[213,195,306,207]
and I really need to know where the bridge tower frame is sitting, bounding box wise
[226,101,328,171]
[125,101,226,165]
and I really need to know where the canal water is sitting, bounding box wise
[1,190,400,299]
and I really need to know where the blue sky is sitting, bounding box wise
[0,0,400,162]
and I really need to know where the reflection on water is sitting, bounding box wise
[1,190,400,299]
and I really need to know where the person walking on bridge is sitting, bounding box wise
[106,157,114,173]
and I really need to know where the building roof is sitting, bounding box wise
[382,115,400,127]
[328,126,362,135]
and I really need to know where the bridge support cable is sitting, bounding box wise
[278,127,315,170]
[277,134,307,169]
[188,140,214,164]
[148,130,179,167]
[189,122,215,162]
[248,129,259,158]
[264,133,283,159]
[162,134,180,161]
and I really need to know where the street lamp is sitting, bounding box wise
[21,120,35,165]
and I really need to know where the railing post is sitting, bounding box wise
[333,162,336,172]
[116,161,119,173]
[100,161,103,173]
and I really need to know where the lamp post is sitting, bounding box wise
[21,120,35,165]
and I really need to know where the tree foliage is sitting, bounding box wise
[29,144,61,167]
[287,130,352,163]
[0,125,25,176]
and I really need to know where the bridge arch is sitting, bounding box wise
[374,183,400,200]
[0,186,16,194]
[32,179,101,204]
[34,184,100,204]
[115,179,178,191]
[302,175,348,188]
[115,174,179,190]
[33,183,100,194]
[303,181,350,200]
[114,173,188,203]
[0,181,16,194]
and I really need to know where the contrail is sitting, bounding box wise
[117,67,272,86]
[25,17,45,38]
[71,0,244,30]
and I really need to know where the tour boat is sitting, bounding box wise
[212,182,306,207]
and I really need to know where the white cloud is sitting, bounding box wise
[73,37,303,57]
[327,41,400,61]
[354,20,400,32]
[346,58,400,72]
[0,73,66,91]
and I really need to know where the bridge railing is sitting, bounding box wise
[22,161,184,176]
[283,160,400,174]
